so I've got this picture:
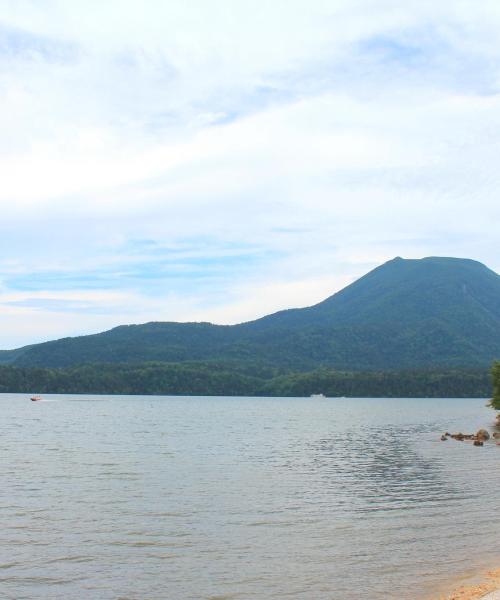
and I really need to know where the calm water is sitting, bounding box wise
[1,394,499,600]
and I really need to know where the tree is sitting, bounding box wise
[492,361,500,410]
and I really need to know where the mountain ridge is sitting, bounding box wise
[1,256,499,370]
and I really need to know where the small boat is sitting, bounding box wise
[310,393,326,399]
[30,395,42,402]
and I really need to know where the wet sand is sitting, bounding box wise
[434,568,500,599]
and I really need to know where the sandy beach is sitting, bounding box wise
[434,568,500,599]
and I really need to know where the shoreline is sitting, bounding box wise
[433,412,500,600]
[433,567,500,599]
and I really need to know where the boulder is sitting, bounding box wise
[475,429,490,441]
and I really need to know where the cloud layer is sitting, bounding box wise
[0,0,499,347]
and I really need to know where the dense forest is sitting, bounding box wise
[0,361,492,398]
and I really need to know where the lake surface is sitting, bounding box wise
[1,394,499,600]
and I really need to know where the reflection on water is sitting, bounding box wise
[0,394,498,599]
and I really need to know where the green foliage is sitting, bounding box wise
[0,362,492,398]
[491,361,500,409]
[1,257,499,372]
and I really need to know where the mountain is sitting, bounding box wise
[2,256,500,370]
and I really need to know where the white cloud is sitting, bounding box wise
[0,0,499,346]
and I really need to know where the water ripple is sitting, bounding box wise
[0,394,499,600]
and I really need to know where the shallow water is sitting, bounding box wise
[0,394,499,600]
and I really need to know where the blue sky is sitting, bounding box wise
[0,0,499,348]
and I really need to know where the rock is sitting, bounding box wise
[473,440,484,446]
[492,432,500,439]
[441,435,448,441]
[476,429,490,441]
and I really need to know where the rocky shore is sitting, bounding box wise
[440,428,498,446]
[434,412,500,598]
[440,412,500,447]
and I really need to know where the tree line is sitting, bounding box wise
[0,361,494,398]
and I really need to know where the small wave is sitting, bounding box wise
[43,555,95,565]
[0,562,22,570]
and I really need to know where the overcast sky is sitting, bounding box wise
[0,0,499,348]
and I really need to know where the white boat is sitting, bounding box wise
[310,393,326,398]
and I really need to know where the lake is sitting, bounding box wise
[0,394,499,599]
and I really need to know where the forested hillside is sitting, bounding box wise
[1,256,499,373]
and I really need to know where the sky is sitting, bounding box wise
[0,0,499,348]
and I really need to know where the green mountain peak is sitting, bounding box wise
[1,256,499,371]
